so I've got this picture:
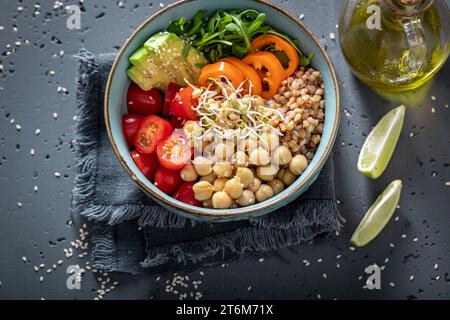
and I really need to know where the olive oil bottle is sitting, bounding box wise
[339,0,450,91]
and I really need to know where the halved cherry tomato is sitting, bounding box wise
[218,57,263,96]
[157,131,193,170]
[173,182,201,207]
[198,61,245,89]
[162,82,181,116]
[251,34,299,78]
[127,83,163,115]
[131,150,159,180]
[168,116,185,129]
[154,166,182,195]
[122,114,143,148]
[135,115,173,154]
[243,52,285,99]
[170,87,199,121]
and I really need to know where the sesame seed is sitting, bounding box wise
[299,14,305,20]
[445,181,450,187]
[389,282,395,287]
[22,256,27,262]
[39,276,44,283]
[30,148,35,156]
[409,275,414,281]
[33,186,38,192]
[17,202,23,208]
[401,234,406,239]
[431,107,436,113]
[16,124,22,130]
[329,33,336,40]
[159,2,164,8]
[52,112,58,119]
[434,263,438,270]
[33,266,39,272]
[322,273,327,279]
[413,237,418,242]
[431,95,436,101]
[35,128,41,135]
[54,172,61,177]
[258,258,264,263]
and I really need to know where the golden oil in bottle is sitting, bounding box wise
[339,0,450,91]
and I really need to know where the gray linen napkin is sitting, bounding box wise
[72,49,343,275]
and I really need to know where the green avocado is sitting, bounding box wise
[127,32,206,91]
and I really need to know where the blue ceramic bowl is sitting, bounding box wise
[105,0,340,222]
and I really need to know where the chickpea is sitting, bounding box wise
[281,169,297,186]
[213,178,228,192]
[268,179,285,195]
[180,164,198,182]
[235,167,254,188]
[202,198,213,208]
[212,191,233,209]
[289,155,308,175]
[232,151,249,168]
[238,137,258,153]
[260,132,280,151]
[192,181,214,201]
[273,146,292,166]
[277,168,285,180]
[224,177,244,199]
[183,120,202,137]
[256,164,278,182]
[215,142,234,161]
[255,184,274,203]
[237,190,256,207]
[213,162,234,178]
[248,177,262,193]
[249,148,270,166]
[193,156,213,176]
[200,172,216,184]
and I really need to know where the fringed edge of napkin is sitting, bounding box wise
[141,199,342,269]
[71,49,188,228]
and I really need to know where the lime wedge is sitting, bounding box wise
[350,180,403,247]
[358,105,406,179]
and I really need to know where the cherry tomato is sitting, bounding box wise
[127,83,163,115]
[162,82,181,116]
[173,182,201,207]
[135,115,173,154]
[130,150,158,180]
[122,114,143,148]
[170,87,199,121]
[168,116,185,129]
[154,166,182,195]
[157,131,193,170]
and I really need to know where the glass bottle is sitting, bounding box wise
[339,0,450,91]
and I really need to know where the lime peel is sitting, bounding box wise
[358,105,406,179]
[350,180,403,247]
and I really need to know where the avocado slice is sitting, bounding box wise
[127,32,206,91]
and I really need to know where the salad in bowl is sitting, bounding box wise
[105,0,339,220]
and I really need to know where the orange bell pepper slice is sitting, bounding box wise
[219,57,263,96]
[251,34,299,78]
[198,61,245,89]
[242,52,284,99]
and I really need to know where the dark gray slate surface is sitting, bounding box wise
[0,0,449,300]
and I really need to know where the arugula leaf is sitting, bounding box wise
[166,9,301,63]
[168,17,188,35]
[299,51,315,66]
